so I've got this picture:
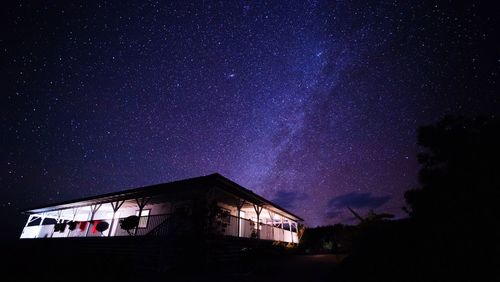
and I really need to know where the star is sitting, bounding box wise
[0,1,497,240]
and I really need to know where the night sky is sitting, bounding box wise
[1,1,498,240]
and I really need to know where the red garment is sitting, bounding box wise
[91,220,100,234]
[79,221,87,231]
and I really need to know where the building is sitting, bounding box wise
[20,173,302,244]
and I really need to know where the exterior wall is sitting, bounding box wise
[74,212,90,221]
[38,225,54,238]
[170,200,193,214]
[52,227,71,238]
[20,226,42,239]
[93,210,114,220]
[145,202,172,215]
[114,208,134,219]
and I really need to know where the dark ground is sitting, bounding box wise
[171,254,343,282]
[1,238,343,282]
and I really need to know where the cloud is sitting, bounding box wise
[326,192,391,219]
[325,210,341,219]
[271,190,308,209]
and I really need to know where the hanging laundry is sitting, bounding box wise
[68,221,77,231]
[79,221,87,231]
[91,220,100,234]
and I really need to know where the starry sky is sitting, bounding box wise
[1,1,498,240]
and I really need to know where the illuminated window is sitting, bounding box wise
[135,209,150,228]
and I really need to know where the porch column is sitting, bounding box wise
[253,204,263,239]
[35,214,46,239]
[39,213,46,226]
[281,217,285,241]
[235,199,245,237]
[67,208,79,237]
[134,197,151,236]
[289,220,294,243]
[25,215,33,227]
[56,210,62,223]
[71,208,79,221]
[108,200,125,237]
[85,203,102,237]
[268,210,275,240]
[51,210,63,238]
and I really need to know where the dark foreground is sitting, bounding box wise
[2,238,342,282]
[167,254,342,282]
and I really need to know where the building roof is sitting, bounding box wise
[21,173,304,221]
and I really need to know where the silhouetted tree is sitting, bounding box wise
[405,115,499,225]
[402,115,499,281]
[336,116,499,282]
[299,224,357,254]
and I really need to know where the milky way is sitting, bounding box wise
[1,1,498,237]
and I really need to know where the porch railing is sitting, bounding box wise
[210,214,298,243]
[21,213,298,243]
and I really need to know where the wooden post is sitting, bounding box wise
[268,210,275,241]
[71,208,79,221]
[85,204,102,237]
[67,208,79,237]
[288,219,294,243]
[235,199,245,237]
[36,214,46,239]
[134,197,150,236]
[39,214,45,226]
[25,215,33,227]
[51,210,63,238]
[109,200,125,237]
[281,217,285,241]
[56,210,62,223]
[253,204,263,239]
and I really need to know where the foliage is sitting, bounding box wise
[336,115,499,281]
[299,224,357,254]
[120,216,139,235]
[95,221,109,233]
[204,200,231,235]
[297,222,306,241]
[404,115,499,224]
[348,207,394,227]
[250,224,258,238]
[322,240,334,250]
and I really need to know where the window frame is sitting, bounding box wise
[135,209,151,228]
